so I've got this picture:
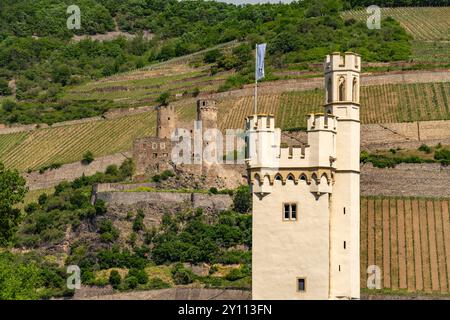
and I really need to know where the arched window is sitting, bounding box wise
[300,174,307,182]
[338,76,346,101]
[352,77,358,102]
[254,174,261,186]
[275,174,282,181]
[327,78,332,103]
[287,174,295,182]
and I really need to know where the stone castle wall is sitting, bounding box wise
[94,189,233,212]
[25,152,130,190]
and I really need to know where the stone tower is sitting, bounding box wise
[247,52,360,300]
[325,52,361,299]
[156,104,177,139]
[196,99,219,165]
[196,99,217,130]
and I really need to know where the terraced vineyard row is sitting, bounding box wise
[64,64,230,107]
[215,82,449,129]
[0,112,156,172]
[342,7,450,41]
[361,197,450,294]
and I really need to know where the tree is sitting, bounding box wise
[82,151,95,165]
[233,185,251,214]
[0,162,27,246]
[0,79,11,96]
[0,252,42,299]
[109,270,121,289]
[1,100,16,113]
[156,92,171,106]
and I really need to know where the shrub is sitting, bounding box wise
[109,270,121,289]
[418,144,431,154]
[124,275,138,289]
[94,200,107,215]
[132,210,145,232]
[82,151,94,165]
[38,193,48,205]
[152,174,161,183]
[209,187,218,194]
[161,170,174,180]
[157,92,170,106]
[105,165,119,176]
[119,159,135,179]
[98,220,119,243]
[233,185,251,213]
[225,265,250,281]
[128,268,148,285]
[147,277,171,289]
[171,263,195,285]
[435,147,450,165]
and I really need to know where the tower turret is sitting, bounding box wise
[156,104,177,139]
[326,52,361,299]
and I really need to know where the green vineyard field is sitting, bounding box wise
[212,82,450,130]
[361,196,450,294]
[0,112,156,172]
[342,7,450,41]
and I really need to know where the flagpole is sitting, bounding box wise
[254,44,258,115]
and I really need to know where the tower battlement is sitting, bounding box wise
[245,114,275,131]
[324,52,361,73]
[197,99,217,112]
[307,113,337,132]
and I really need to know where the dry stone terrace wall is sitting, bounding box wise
[75,288,251,300]
[361,163,450,198]
[94,189,233,213]
[283,120,450,151]
[25,152,130,190]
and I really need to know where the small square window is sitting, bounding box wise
[152,153,158,159]
[283,203,298,221]
[297,278,306,292]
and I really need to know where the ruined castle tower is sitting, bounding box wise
[196,99,219,165]
[247,52,361,300]
[156,104,177,139]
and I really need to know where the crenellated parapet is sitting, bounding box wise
[248,167,334,195]
[324,52,361,73]
[307,113,337,132]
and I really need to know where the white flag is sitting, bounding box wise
[255,43,266,81]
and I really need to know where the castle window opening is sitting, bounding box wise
[344,241,346,249]
[343,207,346,215]
[338,76,345,101]
[152,153,157,159]
[297,278,306,292]
[283,203,297,221]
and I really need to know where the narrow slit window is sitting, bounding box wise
[291,204,297,220]
[297,278,306,292]
[344,241,346,249]
[284,204,290,220]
